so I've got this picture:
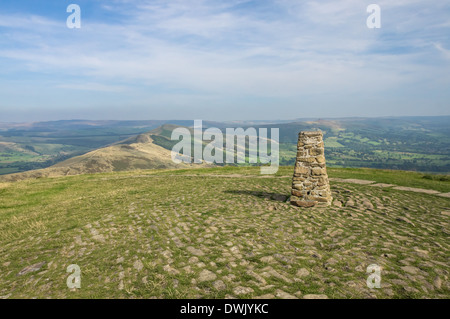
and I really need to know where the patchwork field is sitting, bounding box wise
[0,167,449,299]
[2,117,450,175]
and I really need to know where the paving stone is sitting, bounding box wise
[303,294,328,299]
[275,289,297,299]
[18,262,46,276]
[393,187,440,195]
[198,269,217,282]
[213,280,226,290]
[401,266,420,275]
[296,268,310,278]
[233,286,254,295]
[187,246,205,256]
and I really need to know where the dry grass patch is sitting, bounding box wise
[0,182,10,189]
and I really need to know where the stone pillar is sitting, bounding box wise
[290,131,332,207]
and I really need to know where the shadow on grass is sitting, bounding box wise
[225,190,290,202]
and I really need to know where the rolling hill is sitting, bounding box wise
[0,127,200,182]
[1,117,449,176]
[0,120,204,175]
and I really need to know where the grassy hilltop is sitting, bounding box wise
[0,166,449,299]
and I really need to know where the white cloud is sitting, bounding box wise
[0,0,449,120]
[55,82,129,92]
[434,42,450,60]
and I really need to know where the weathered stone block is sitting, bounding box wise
[315,197,331,203]
[311,167,327,176]
[298,157,315,163]
[300,131,322,137]
[290,200,317,208]
[315,155,326,164]
[296,150,308,157]
[291,189,304,197]
[309,148,324,156]
[294,166,309,175]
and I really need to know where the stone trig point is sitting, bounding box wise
[290,131,332,207]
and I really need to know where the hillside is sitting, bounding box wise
[130,118,450,173]
[1,117,449,176]
[248,117,450,172]
[0,129,198,182]
[0,167,448,299]
[0,120,200,175]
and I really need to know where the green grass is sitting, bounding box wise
[0,152,43,163]
[327,167,450,193]
[150,166,450,193]
[324,137,345,148]
[0,166,449,299]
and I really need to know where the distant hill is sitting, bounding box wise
[246,117,450,172]
[0,126,204,182]
[0,120,217,175]
[1,116,449,175]
[133,117,450,173]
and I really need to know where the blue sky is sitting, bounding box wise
[0,0,449,122]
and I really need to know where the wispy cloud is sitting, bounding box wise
[55,82,129,92]
[434,42,450,60]
[0,0,449,121]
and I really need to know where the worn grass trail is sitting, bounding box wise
[0,167,449,298]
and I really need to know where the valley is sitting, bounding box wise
[1,117,449,177]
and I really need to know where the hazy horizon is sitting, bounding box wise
[1,114,450,125]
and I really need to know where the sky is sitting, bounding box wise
[0,0,449,122]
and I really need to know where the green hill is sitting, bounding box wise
[246,117,450,172]
[0,167,448,299]
[1,117,450,175]
[0,126,208,182]
[0,121,197,175]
